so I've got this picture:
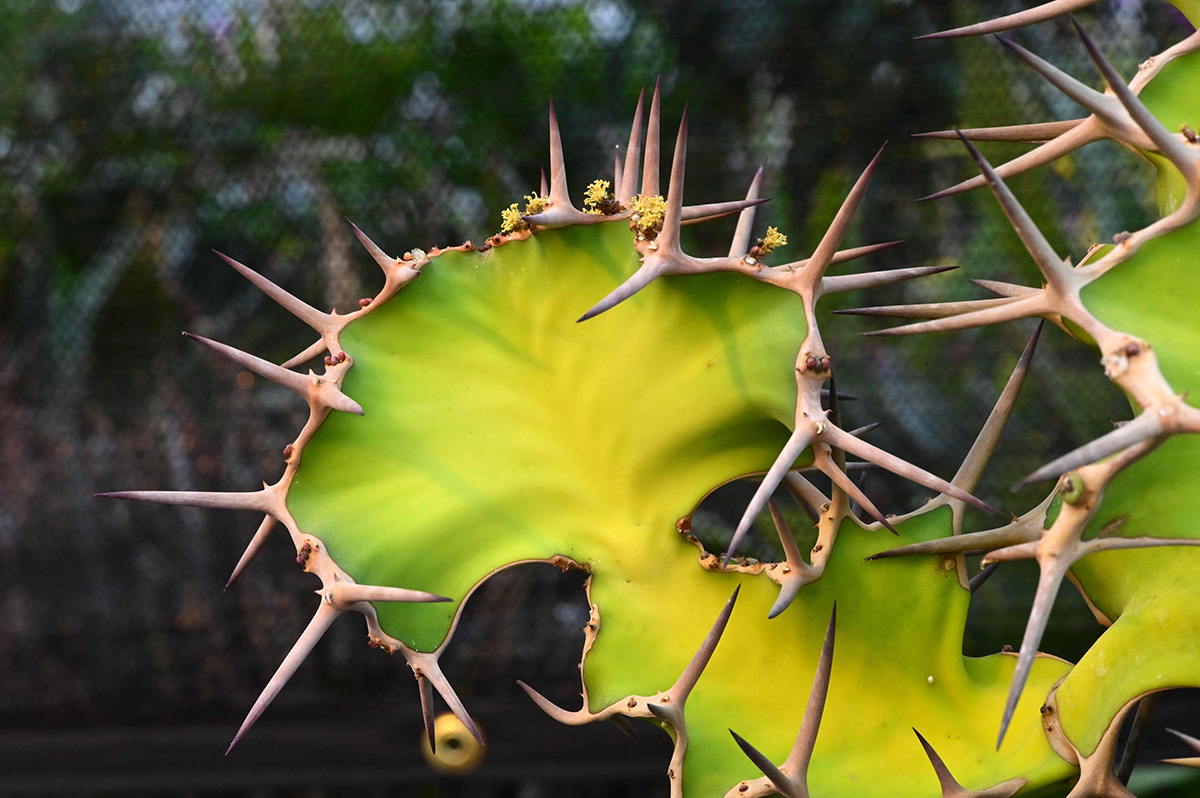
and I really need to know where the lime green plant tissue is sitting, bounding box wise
[102,3,1200,796]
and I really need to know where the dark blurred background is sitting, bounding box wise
[3,0,1199,795]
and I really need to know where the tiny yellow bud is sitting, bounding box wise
[630,194,666,237]
[757,226,788,255]
[500,203,525,234]
[584,179,613,215]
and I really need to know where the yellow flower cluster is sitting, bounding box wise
[757,226,788,255]
[583,179,612,215]
[629,194,666,237]
[499,193,549,234]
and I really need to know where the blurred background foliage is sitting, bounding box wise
[2,0,1199,794]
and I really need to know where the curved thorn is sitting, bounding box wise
[729,161,766,258]
[725,428,816,564]
[917,0,1100,39]
[1017,411,1165,488]
[787,604,836,782]
[914,728,965,795]
[227,602,341,754]
[226,515,276,589]
[729,730,800,798]
[517,679,584,725]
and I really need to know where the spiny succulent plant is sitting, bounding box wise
[102,2,1200,795]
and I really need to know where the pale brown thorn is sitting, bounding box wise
[835,297,1019,320]
[914,727,1026,797]
[725,428,816,565]
[861,292,1048,337]
[213,251,336,338]
[728,161,765,258]
[227,601,341,754]
[729,731,801,798]
[821,424,1001,516]
[915,119,1084,142]
[917,0,1100,39]
[955,133,1080,293]
[1163,728,1200,766]
[540,167,548,199]
[970,278,1040,298]
[548,99,570,208]
[821,264,954,295]
[346,217,396,273]
[577,260,664,322]
[333,583,452,604]
[417,672,436,753]
[183,332,363,415]
[281,338,326,370]
[680,197,769,224]
[669,585,739,701]
[618,88,645,206]
[783,472,828,524]
[995,36,1110,117]
[816,447,896,533]
[1017,410,1165,488]
[226,514,275,589]
[953,322,1042,495]
[516,679,582,725]
[642,77,662,197]
[410,653,483,744]
[97,486,275,513]
[806,144,887,282]
[1074,20,1195,173]
[656,106,689,254]
[865,499,1047,560]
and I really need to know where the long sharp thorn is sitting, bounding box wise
[516,679,582,725]
[820,457,896,533]
[680,197,770,224]
[768,498,804,571]
[916,119,1085,142]
[227,602,340,754]
[920,123,1101,202]
[226,515,275,589]
[1017,411,1165,488]
[97,488,271,512]
[917,0,1100,39]
[729,730,799,798]
[862,292,1047,337]
[619,89,645,206]
[418,672,436,753]
[577,261,663,322]
[547,100,571,209]
[971,278,1040,298]
[913,728,966,795]
[346,218,395,273]
[423,661,483,744]
[822,264,956,295]
[821,425,1001,516]
[540,167,548,199]
[672,585,739,699]
[642,77,661,197]
[213,251,332,335]
[1165,727,1200,754]
[657,107,688,252]
[995,36,1109,114]
[835,297,1019,320]
[1074,20,1194,171]
[729,161,765,258]
[955,133,1074,290]
[725,429,815,564]
[809,145,887,275]
[969,562,1001,593]
[997,561,1069,749]
[184,332,311,398]
[783,472,827,524]
[787,604,836,783]
[1117,695,1159,785]
[953,322,1042,494]
[336,584,453,604]
[769,580,804,620]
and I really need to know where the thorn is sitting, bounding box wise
[577,261,663,322]
[728,161,765,259]
[97,487,274,513]
[227,602,341,754]
[418,672,436,753]
[642,77,662,197]
[226,515,276,589]
[913,728,966,795]
[618,88,646,206]
[915,119,1085,142]
[656,106,689,253]
[969,562,1000,593]
[671,585,739,700]
[916,0,1101,39]
[1016,411,1164,488]
[212,251,335,337]
[346,218,397,273]
[995,35,1109,117]
[729,730,798,798]
[610,714,641,740]
[821,264,955,296]
[334,583,453,604]
[546,99,571,210]
[725,428,816,565]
